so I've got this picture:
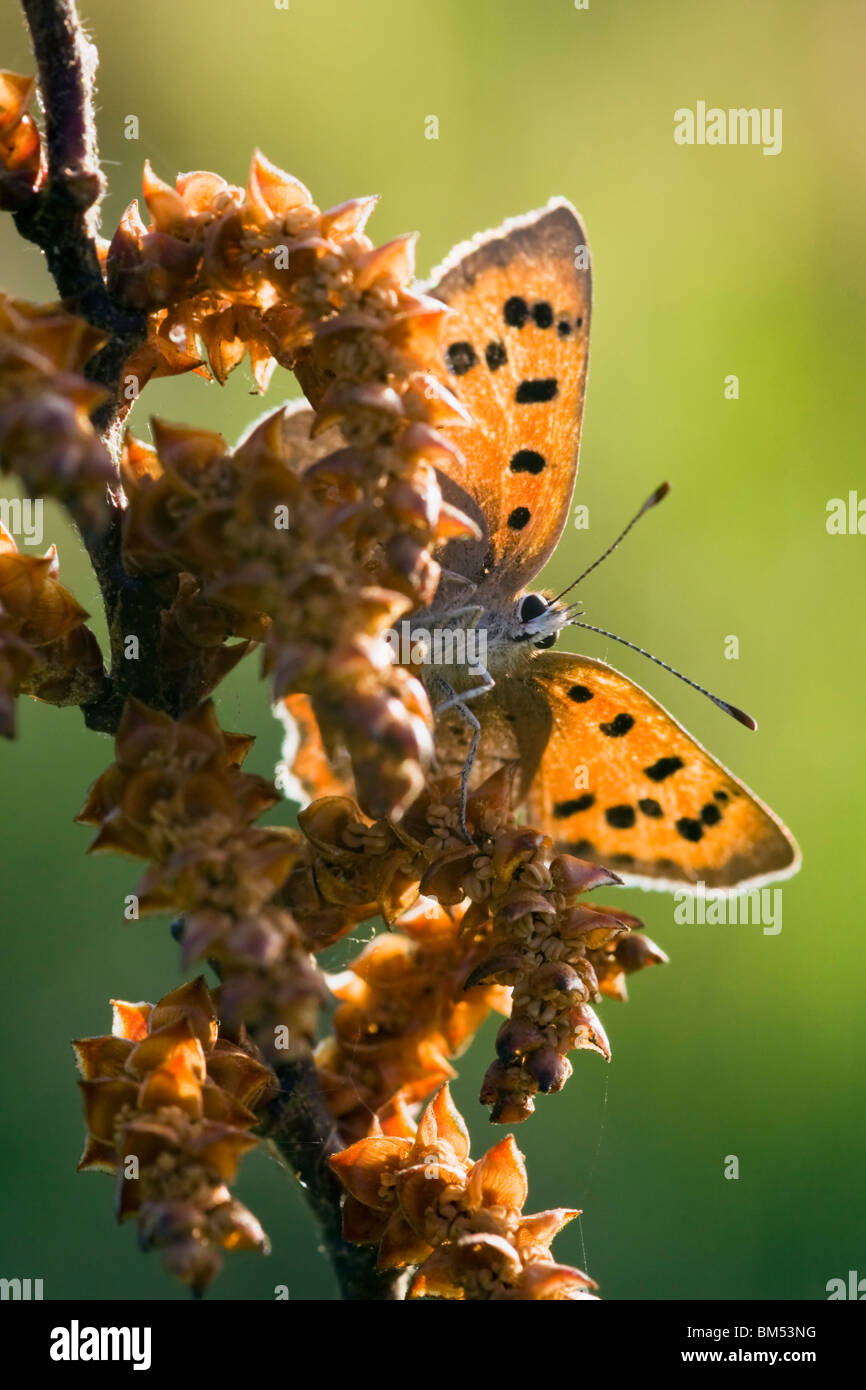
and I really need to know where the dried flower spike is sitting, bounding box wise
[76,697,332,1059]
[74,977,278,1293]
[0,522,103,733]
[111,155,479,820]
[330,1084,596,1300]
[0,292,114,532]
[296,761,666,1126]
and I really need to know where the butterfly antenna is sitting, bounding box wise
[567,618,758,730]
[550,482,670,606]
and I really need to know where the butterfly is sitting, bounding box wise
[284,200,800,892]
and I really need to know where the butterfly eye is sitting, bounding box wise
[518,593,558,649]
[518,593,548,623]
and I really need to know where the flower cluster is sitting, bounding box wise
[330,1084,596,1299]
[74,977,277,1292]
[295,761,665,1126]
[0,521,102,734]
[317,898,511,1142]
[466,870,668,1125]
[76,697,327,1056]
[110,153,478,821]
[419,774,666,1122]
[0,71,43,209]
[0,292,114,532]
[119,405,439,808]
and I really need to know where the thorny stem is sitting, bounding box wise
[14,0,392,1300]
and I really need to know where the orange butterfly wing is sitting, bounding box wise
[420,200,591,592]
[277,692,355,804]
[520,651,800,890]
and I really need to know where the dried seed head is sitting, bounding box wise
[73,978,276,1291]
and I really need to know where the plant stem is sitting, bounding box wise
[15,0,181,725]
[15,0,146,411]
[265,1059,408,1300]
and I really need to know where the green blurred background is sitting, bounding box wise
[0,0,863,1301]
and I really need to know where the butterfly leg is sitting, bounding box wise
[455,707,481,844]
[431,673,495,842]
[432,670,494,717]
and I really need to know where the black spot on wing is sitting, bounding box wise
[567,684,593,703]
[676,817,703,842]
[645,756,684,782]
[516,379,558,404]
[485,340,507,371]
[600,712,635,737]
[504,296,529,328]
[507,507,530,531]
[638,798,663,818]
[553,794,595,818]
[509,449,545,475]
[445,341,477,375]
[532,301,553,328]
[701,803,721,825]
[605,805,636,829]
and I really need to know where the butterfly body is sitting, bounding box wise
[409,583,566,688]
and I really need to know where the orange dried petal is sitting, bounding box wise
[465,1136,528,1212]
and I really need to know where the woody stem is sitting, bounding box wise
[17,0,184,724]
[264,1058,409,1300]
[15,0,147,434]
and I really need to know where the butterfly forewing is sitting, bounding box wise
[421,201,591,593]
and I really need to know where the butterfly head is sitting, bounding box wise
[513,591,573,651]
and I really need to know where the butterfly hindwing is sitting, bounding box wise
[516,651,800,890]
[278,692,355,805]
[421,200,591,593]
